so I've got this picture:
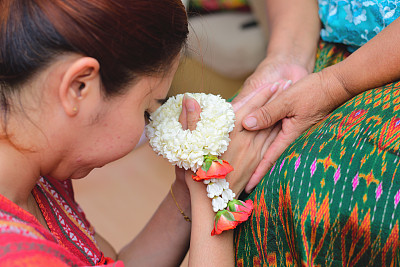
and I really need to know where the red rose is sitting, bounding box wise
[227,199,253,217]
[211,210,239,236]
[192,160,233,181]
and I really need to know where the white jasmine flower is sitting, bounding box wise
[215,179,230,190]
[221,189,235,202]
[212,197,227,212]
[207,182,224,198]
[146,93,235,172]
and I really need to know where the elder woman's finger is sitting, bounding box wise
[255,122,281,157]
[242,88,292,131]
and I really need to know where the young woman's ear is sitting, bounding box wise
[59,57,100,116]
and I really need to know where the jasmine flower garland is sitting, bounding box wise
[146,93,235,172]
[146,93,253,235]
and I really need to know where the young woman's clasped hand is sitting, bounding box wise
[174,94,279,266]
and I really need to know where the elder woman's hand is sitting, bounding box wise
[242,68,352,192]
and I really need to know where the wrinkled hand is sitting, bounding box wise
[242,69,351,192]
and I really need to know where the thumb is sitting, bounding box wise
[184,95,201,131]
[242,95,289,131]
[179,95,201,131]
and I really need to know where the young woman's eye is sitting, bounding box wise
[144,111,152,123]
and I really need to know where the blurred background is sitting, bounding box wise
[72,0,268,264]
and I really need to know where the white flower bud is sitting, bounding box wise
[214,179,229,190]
[207,182,223,198]
[212,197,227,212]
[221,189,235,202]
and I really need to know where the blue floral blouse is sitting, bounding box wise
[318,0,400,51]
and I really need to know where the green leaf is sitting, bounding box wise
[214,210,224,221]
[227,199,243,212]
[224,210,235,221]
[215,210,235,222]
[202,155,224,172]
[201,160,212,172]
[227,201,236,211]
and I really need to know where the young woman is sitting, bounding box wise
[0,0,277,266]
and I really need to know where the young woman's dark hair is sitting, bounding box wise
[0,0,188,120]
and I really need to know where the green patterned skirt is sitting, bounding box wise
[235,42,400,266]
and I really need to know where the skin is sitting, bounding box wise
[232,0,321,192]
[0,53,191,266]
[184,89,281,266]
[236,0,400,193]
[0,50,280,266]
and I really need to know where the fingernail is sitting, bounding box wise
[283,80,292,90]
[270,82,279,92]
[244,117,257,128]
